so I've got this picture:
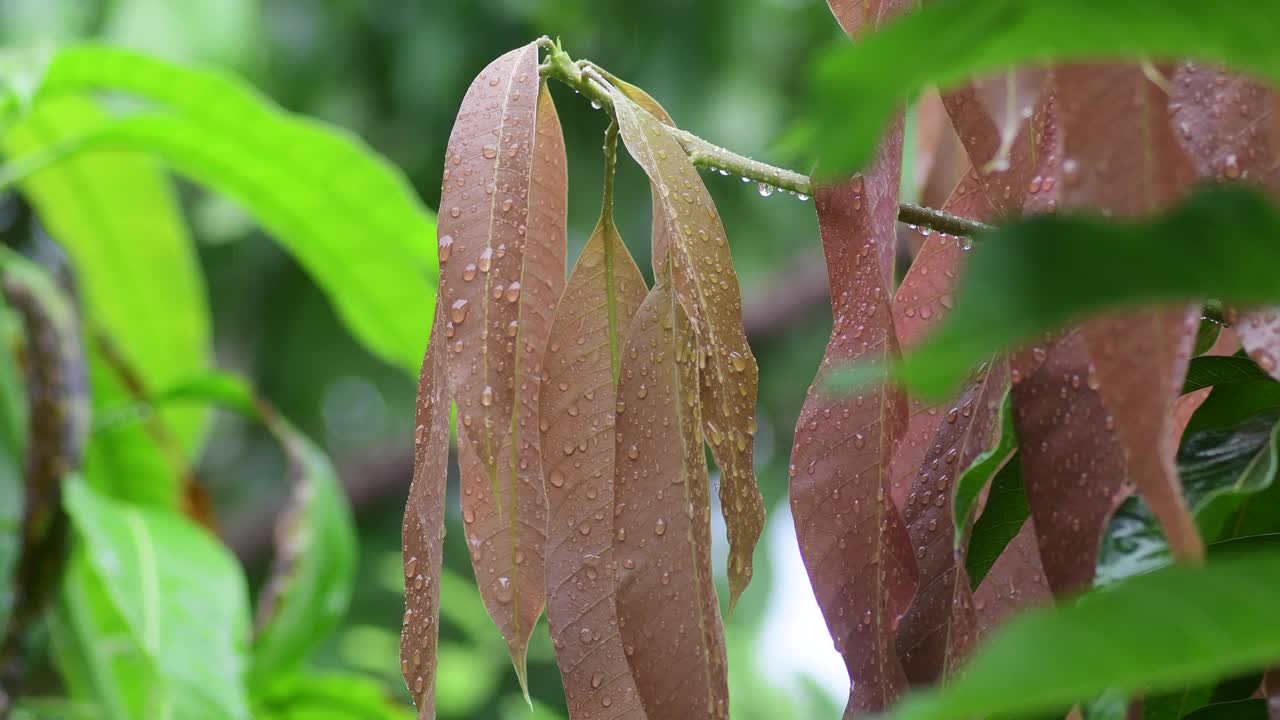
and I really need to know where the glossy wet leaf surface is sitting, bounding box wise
[609,85,764,607]
[438,42,567,685]
[540,126,648,720]
[613,278,727,720]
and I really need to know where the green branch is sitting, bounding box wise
[538,39,992,239]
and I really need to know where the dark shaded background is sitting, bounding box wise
[0,1,889,717]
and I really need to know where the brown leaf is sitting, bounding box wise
[913,89,969,228]
[972,521,1051,635]
[1265,669,1280,720]
[1058,64,1204,563]
[401,302,449,718]
[1170,65,1280,380]
[1011,329,1130,595]
[614,276,728,720]
[439,44,568,684]
[609,86,764,607]
[791,118,918,717]
[541,124,648,720]
[971,70,1050,174]
[826,0,914,38]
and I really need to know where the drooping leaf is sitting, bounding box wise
[400,302,449,718]
[3,97,201,509]
[53,480,252,720]
[885,547,1280,720]
[791,125,918,716]
[613,277,727,720]
[609,84,764,607]
[21,44,438,374]
[803,0,1280,176]
[1057,64,1203,563]
[251,672,416,720]
[540,124,647,720]
[438,43,566,686]
[883,186,1280,400]
[1012,329,1130,595]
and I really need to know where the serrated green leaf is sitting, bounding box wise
[53,480,252,720]
[886,547,1280,720]
[879,187,1280,399]
[13,44,437,374]
[803,0,1280,175]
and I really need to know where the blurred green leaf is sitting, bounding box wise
[151,371,358,680]
[251,671,413,720]
[0,296,24,631]
[886,547,1280,720]
[101,0,261,69]
[803,0,1280,175]
[436,643,500,718]
[1182,699,1267,720]
[4,95,208,508]
[880,187,1280,399]
[10,697,101,720]
[964,452,1028,587]
[52,480,252,720]
[15,44,438,373]
[1183,355,1271,395]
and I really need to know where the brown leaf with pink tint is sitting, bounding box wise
[826,0,914,38]
[1011,329,1130,596]
[972,521,1051,635]
[610,85,764,607]
[440,45,568,687]
[790,118,918,716]
[1171,65,1280,380]
[401,303,449,718]
[540,125,648,720]
[1058,63,1203,564]
[614,277,728,720]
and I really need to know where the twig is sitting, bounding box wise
[538,40,994,238]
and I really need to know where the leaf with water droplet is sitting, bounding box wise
[609,85,764,608]
[438,43,567,689]
[540,124,648,720]
[792,118,918,716]
[614,274,728,720]
[400,302,450,717]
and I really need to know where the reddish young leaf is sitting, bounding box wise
[970,70,1050,173]
[913,89,969,224]
[972,521,1051,635]
[827,0,913,38]
[609,86,764,607]
[401,303,449,718]
[1058,64,1204,564]
[791,119,918,716]
[614,276,728,720]
[1170,65,1280,380]
[439,45,568,685]
[1011,329,1130,595]
[541,125,648,720]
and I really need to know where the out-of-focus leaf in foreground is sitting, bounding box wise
[21,44,438,374]
[53,481,252,720]
[877,186,1280,400]
[437,42,566,689]
[802,0,1280,176]
[540,124,647,720]
[886,548,1280,720]
[614,278,727,720]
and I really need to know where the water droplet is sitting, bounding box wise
[654,518,667,536]
[478,247,493,272]
[757,183,774,197]
[481,385,494,407]
[462,264,478,282]
[449,206,461,218]
[505,282,521,303]
[482,144,498,159]
[450,299,470,323]
[438,235,454,263]
[627,445,639,460]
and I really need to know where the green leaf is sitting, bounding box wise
[1182,699,1268,720]
[151,371,358,680]
[19,44,438,374]
[886,547,1280,720]
[953,388,1014,547]
[803,0,1280,175]
[885,187,1280,399]
[1185,378,1280,437]
[53,480,252,720]
[0,296,25,631]
[1183,355,1271,395]
[4,95,207,508]
[964,453,1029,587]
[250,672,413,720]
[10,698,102,720]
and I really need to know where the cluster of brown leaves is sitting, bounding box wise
[400,7,1280,719]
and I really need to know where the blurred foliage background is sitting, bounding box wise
[0,0,866,717]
